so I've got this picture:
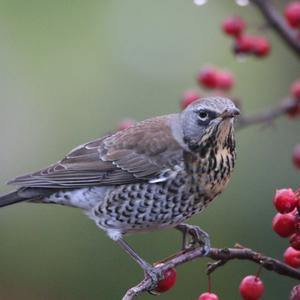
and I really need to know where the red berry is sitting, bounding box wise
[117,119,136,131]
[293,144,300,169]
[272,212,296,237]
[234,35,271,57]
[239,275,264,300]
[197,66,218,89]
[180,90,201,109]
[290,284,300,300]
[252,36,271,57]
[284,247,300,268]
[273,188,297,213]
[290,233,300,250]
[234,35,255,54]
[155,268,176,293]
[291,80,300,101]
[198,292,219,300]
[284,1,300,28]
[216,70,235,91]
[222,16,246,37]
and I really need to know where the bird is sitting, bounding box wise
[0,96,239,284]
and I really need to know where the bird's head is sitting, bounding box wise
[179,97,240,152]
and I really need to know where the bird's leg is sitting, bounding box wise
[175,223,211,255]
[116,238,163,289]
[175,223,190,250]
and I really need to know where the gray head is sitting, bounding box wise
[179,97,240,151]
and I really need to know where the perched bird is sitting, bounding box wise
[0,97,239,282]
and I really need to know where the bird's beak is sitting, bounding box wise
[220,107,240,119]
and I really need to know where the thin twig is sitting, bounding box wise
[237,98,297,130]
[122,246,300,299]
[250,0,300,58]
[207,247,300,279]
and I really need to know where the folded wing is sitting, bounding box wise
[8,115,183,188]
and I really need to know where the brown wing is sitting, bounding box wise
[8,114,183,188]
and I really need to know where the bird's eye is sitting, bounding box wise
[198,110,209,121]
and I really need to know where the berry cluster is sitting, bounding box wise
[154,267,266,299]
[222,16,271,58]
[284,2,300,30]
[197,274,264,300]
[272,188,300,246]
[271,188,300,295]
[197,65,235,91]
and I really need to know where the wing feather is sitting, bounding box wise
[8,114,183,188]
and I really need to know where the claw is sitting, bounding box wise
[146,265,164,295]
[175,223,211,255]
[145,265,163,289]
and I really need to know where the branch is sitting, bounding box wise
[236,98,297,130]
[250,0,300,58]
[122,245,300,299]
[207,246,300,278]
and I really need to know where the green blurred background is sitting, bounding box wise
[0,0,299,299]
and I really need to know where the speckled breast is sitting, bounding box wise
[92,146,236,234]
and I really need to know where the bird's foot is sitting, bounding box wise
[144,264,164,294]
[175,223,211,255]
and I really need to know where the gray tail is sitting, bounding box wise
[0,188,50,208]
